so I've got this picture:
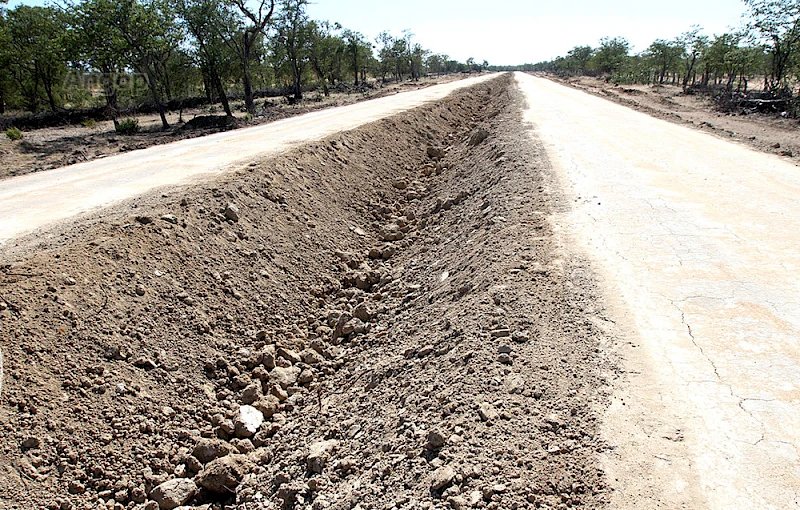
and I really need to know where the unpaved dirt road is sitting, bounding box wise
[0,74,494,249]
[517,73,800,509]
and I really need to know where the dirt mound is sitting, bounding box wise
[0,74,612,509]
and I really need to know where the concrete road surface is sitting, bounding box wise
[517,72,800,509]
[0,74,495,248]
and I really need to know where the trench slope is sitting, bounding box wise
[0,75,612,510]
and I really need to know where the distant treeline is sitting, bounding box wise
[0,0,490,128]
[495,0,800,114]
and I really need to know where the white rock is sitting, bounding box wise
[234,405,264,438]
[469,490,483,506]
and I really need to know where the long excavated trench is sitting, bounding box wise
[0,74,615,510]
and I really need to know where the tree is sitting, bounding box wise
[308,21,345,96]
[374,31,434,82]
[551,55,569,74]
[617,54,650,84]
[559,46,594,74]
[646,39,684,84]
[426,53,446,76]
[342,29,369,86]
[379,33,396,81]
[228,0,275,114]
[175,0,238,117]
[704,33,754,90]
[396,30,427,81]
[0,0,489,117]
[391,33,409,80]
[743,0,800,93]
[677,26,709,90]
[69,0,130,125]
[83,0,182,129]
[0,1,10,114]
[4,5,70,112]
[271,0,310,100]
[162,45,199,109]
[566,45,593,73]
[592,36,630,75]
[409,42,429,80]
[445,58,463,74]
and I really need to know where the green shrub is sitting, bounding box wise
[115,118,139,135]
[5,128,23,141]
[81,118,97,128]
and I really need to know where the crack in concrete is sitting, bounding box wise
[671,299,770,446]
[738,401,767,446]
[680,310,722,381]
[680,294,729,302]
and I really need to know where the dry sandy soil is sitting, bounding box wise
[0,74,469,181]
[554,74,800,165]
[0,75,617,509]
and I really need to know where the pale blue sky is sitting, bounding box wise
[9,0,748,65]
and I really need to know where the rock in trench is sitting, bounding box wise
[307,439,339,474]
[427,146,446,159]
[426,430,446,449]
[192,439,234,464]
[195,454,253,493]
[468,129,489,147]
[149,479,197,510]
[234,405,264,438]
[253,394,281,418]
[478,402,499,422]
[270,366,301,389]
[430,465,456,491]
[224,203,240,222]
